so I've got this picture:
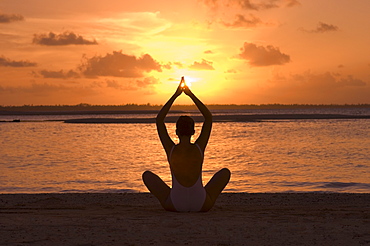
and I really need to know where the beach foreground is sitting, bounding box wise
[1,193,369,245]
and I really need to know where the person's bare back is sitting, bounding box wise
[142,77,230,212]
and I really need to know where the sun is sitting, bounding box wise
[155,69,223,101]
[170,75,199,89]
[182,76,199,88]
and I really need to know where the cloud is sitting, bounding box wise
[0,76,158,98]
[136,76,159,88]
[0,76,161,105]
[302,22,339,33]
[0,82,104,104]
[0,83,75,95]
[0,77,158,98]
[106,79,136,90]
[201,0,300,11]
[105,76,159,91]
[236,0,279,10]
[199,0,221,10]
[314,22,339,33]
[274,72,367,93]
[0,56,37,67]
[200,0,299,29]
[225,69,238,73]
[223,14,263,28]
[161,63,172,70]
[80,51,163,78]
[189,59,215,70]
[288,72,367,89]
[0,13,24,23]
[285,0,300,7]
[239,42,290,66]
[38,69,80,79]
[253,71,369,103]
[160,61,182,69]
[336,75,367,87]
[173,62,184,67]
[33,31,98,46]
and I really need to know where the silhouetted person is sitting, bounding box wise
[142,77,231,212]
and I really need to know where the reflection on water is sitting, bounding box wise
[210,120,370,193]
[0,119,369,193]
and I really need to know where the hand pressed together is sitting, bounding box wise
[175,76,193,97]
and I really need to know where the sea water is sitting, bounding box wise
[0,109,369,193]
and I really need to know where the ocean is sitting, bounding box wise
[1,107,369,193]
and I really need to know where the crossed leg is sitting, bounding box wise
[143,168,231,212]
[142,171,176,211]
[201,168,231,212]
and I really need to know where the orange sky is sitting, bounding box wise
[0,0,369,105]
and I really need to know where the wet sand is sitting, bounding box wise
[0,193,369,245]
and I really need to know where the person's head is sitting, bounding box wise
[176,116,195,137]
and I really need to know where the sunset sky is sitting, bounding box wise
[1,0,369,105]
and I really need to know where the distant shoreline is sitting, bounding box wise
[1,103,369,115]
[60,114,370,124]
[1,114,367,123]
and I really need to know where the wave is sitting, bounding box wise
[275,181,370,193]
[319,182,370,189]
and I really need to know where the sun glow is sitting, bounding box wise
[182,76,199,88]
[169,74,200,89]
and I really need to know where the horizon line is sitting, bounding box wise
[1,103,370,108]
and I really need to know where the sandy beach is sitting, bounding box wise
[0,193,369,245]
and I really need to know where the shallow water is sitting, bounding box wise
[0,110,369,193]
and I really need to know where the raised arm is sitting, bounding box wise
[183,85,212,151]
[156,78,183,155]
